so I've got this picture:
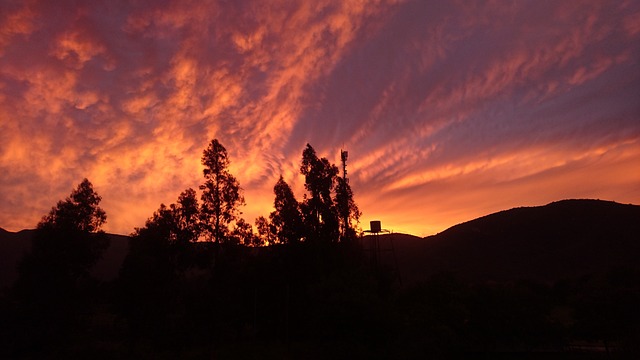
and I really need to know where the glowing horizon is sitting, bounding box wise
[1,0,639,237]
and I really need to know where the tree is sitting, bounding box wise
[254,216,274,246]
[170,188,201,244]
[334,177,361,242]
[199,139,245,244]
[230,218,256,246]
[117,189,202,338]
[126,188,201,271]
[38,178,107,233]
[270,176,303,244]
[13,179,109,350]
[300,144,339,242]
[24,178,109,281]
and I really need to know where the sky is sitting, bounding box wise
[1,0,639,237]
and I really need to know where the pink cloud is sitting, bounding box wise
[0,0,638,236]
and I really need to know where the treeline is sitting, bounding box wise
[1,139,638,358]
[1,139,372,358]
[128,139,361,248]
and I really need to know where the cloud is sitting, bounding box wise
[0,0,638,236]
[0,0,39,56]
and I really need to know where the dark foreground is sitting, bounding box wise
[1,240,639,359]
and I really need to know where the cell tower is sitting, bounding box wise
[341,149,348,182]
[340,149,349,240]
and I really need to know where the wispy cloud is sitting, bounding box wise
[0,0,638,235]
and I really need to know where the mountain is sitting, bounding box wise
[2,199,639,289]
[0,228,129,290]
[388,199,640,284]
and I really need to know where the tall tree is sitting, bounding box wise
[334,177,361,241]
[270,176,303,244]
[199,139,244,244]
[299,144,339,242]
[14,179,109,349]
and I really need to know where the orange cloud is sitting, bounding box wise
[0,1,39,55]
[0,0,638,237]
[50,30,106,69]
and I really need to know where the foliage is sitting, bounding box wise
[2,166,638,359]
[270,176,303,244]
[23,178,109,280]
[254,215,274,246]
[334,176,361,241]
[38,178,107,233]
[116,189,204,345]
[3,167,639,358]
[10,179,109,354]
[128,188,201,271]
[172,188,201,243]
[199,139,245,244]
[231,218,257,246]
[299,144,339,242]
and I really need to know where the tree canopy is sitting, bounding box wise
[12,179,109,352]
[270,176,303,244]
[199,139,245,244]
[38,178,106,233]
[27,178,109,277]
[300,144,340,242]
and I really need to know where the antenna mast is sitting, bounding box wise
[340,149,349,241]
[340,149,348,182]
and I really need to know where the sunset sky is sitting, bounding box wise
[1,0,639,236]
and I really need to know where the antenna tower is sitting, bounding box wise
[341,149,348,182]
[340,149,349,240]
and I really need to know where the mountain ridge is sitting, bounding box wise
[2,199,639,288]
[0,229,129,289]
[385,199,640,284]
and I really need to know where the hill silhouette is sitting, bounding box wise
[0,229,34,290]
[390,199,640,283]
[2,199,640,357]
[2,199,638,289]
[0,229,128,289]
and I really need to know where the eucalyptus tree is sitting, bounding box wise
[14,179,109,348]
[299,144,339,242]
[270,176,303,244]
[199,139,244,244]
[20,178,109,284]
[334,176,361,241]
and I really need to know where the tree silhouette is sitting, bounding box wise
[300,144,339,242]
[334,177,361,241]
[126,188,201,272]
[39,178,107,233]
[254,216,274,246]
[270,176,303,244]
[199,139,245,244]
[13,179,109,352]
[172,188,201,244]
[230,218,256,246]
[116,189,203,344]
[20,178,109,282]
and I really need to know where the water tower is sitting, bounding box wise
[363,220,401,283]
